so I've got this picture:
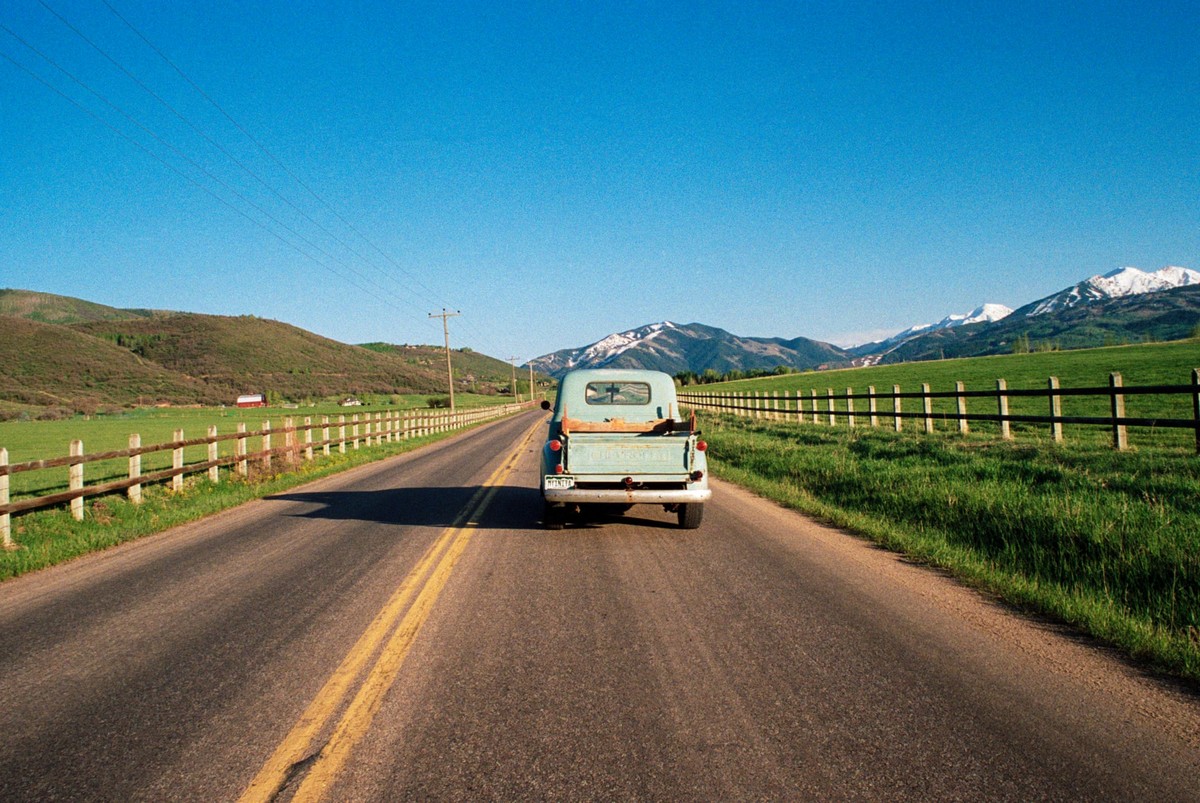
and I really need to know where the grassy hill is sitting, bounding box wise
[359,342,549,393]
[0,316,223,417]
[709,338,1200,395]
[1,288,547,415]
[0,288,165,325]
[70,314,449,402]
[694,338,1200,449]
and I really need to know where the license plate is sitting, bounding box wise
[544,476,575,490]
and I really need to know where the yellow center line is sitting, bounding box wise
[240,417,542,803]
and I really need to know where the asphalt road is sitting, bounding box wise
[0,410,1197,801]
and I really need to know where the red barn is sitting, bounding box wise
[236,394,267,408]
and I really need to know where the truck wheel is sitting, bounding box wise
[677,503,704,529]
[543,501,564,530]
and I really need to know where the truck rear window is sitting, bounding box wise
[585,382,652,405]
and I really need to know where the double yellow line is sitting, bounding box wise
[240,418,542,803]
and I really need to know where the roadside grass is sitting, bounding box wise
[0,394,518,498]
[696,340,1200,451]
[704,414,1200,682]
[0,421,496,583]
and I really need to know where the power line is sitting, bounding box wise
[96,0,456,312]
[1,24,420,315]
[88,1,508,357]
[0,45,407,313]
[10,4,516,357]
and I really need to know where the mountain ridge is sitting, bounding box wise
[531,265,1199,377]
[530,322,848,379]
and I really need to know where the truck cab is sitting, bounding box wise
[540,369,710,529]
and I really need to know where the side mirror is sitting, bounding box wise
[541,400,552,410]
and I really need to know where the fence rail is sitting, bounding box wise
[1,403,534,547]
[679,369,1200,453]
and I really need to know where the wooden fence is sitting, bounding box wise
[680,369,1200,453]
[1,403,534,548]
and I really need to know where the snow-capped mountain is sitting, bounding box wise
[540,322,678,374]
[529,322,847,378]
[1019,266,1200,317]
[851,303,1013,362]
[529,265,1198,378]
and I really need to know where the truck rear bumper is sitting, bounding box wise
[543,487,712,505]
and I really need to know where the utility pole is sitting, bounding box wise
[507,357,520,403]
[529,363,535,401]
[429,309,461,411]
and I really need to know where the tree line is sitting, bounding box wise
[673,365,797,386]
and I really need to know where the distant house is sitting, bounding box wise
[340,397,363,407]
[237,393,267,408]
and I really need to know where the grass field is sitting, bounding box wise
[692,339,1200,449]
[0,421,496,582]
[0,393,526,499]
[703,414,1200,682]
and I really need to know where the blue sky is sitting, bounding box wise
[2,1,1197,361]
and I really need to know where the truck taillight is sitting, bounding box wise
[548,439,562,452]
[554,464,565,474]
[696,440,707,452]
[690,470,704,481]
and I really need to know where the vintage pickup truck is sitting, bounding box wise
[540,369,711,529]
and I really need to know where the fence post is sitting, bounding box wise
[322,416,331,456]
[1193,369,1200,455]
[846,388,855,428]
[868,386,878,428]
[69,439,84,520]
[1110,372,1128,451]
[997,379,1012,440]
[353,414,360,449]
[262,420,272,470]
[1048,377,1063,443]
[1,447,12,550]
[129,433,142,503]
[173,429,184,491]
[795,390,804,423]
[237,423,248,476]
[284,417,297,463]
[956,381,969,435]
[921,384,933,433]
[304,417,314,461]
[827,389,836,426]
[208,425,219,483]
[893,385,903,432]
[339,415,347,453]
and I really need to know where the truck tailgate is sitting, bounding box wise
[565,433,691,474]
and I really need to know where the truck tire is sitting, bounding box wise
[543,501,564,530]
[677,503,704,529]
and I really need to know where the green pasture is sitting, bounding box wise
[0,393,521,499]
[691,340,1200,449]
[0,420,504,582]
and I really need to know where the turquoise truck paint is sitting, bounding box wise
[540,369,711,529]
